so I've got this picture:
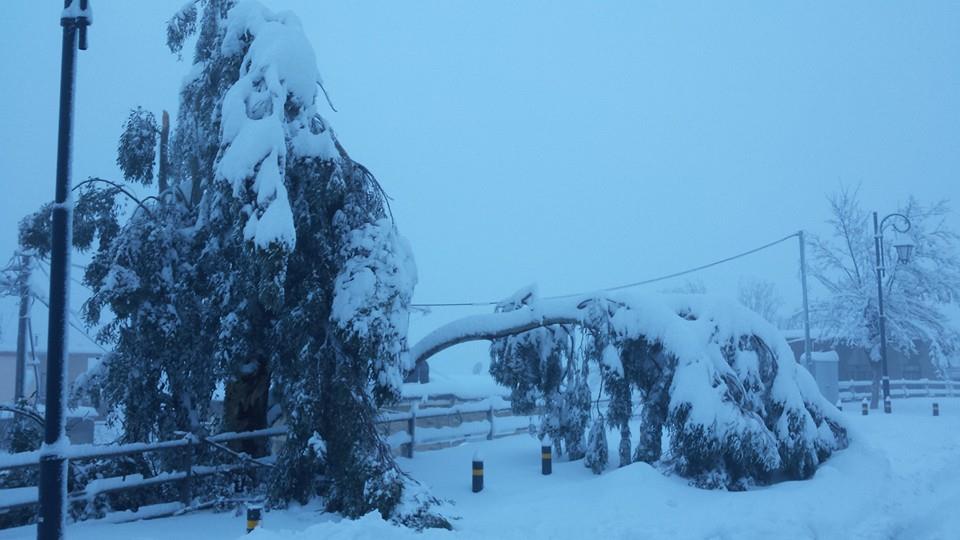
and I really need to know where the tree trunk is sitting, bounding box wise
[223,355,270,457]
[635,386,669,463]
[870,361,881,409]
[619,424,632,467]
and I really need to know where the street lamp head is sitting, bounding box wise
[894,241,914,264]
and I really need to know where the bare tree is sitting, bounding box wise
[667,279,708,295]
[738,277,785,327]
[809,186,960,407]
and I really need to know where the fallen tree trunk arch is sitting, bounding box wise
[408,297,612,366]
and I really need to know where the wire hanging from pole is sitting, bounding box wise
[410,232,800,308]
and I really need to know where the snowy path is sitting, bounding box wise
[2,398,958,540]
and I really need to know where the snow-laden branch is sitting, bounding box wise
[409,298,598,365]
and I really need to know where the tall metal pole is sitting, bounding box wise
[872,211,891,407]
[38,2,90,539]
[798,230,812,367]
[15,254,32,401]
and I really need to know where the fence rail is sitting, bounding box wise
[0,426,284,519]
[838,378,960,402]
[0,398,535,520]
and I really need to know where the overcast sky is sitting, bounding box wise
[0,1,957,369]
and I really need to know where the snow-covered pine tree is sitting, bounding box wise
[159,0,449,526]
[21,0,449,527]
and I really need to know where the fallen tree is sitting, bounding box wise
[410,289,849,490]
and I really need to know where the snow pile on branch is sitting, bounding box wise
[216,1,337,249]
[332,217,418,391]
[412,291,848,489]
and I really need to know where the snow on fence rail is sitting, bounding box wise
[0,396,540,519]
[0,427,281,515]
[379,397,537,457]
[838,379,960,402]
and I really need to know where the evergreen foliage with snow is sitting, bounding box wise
[15,0,449,529]
[116,107,159,185]
[489,287,589,459]
[584,414,608,474]
[435,291,849,488]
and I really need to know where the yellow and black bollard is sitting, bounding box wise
[541,437,552,476]
[933,402,940,417]
[861,398,868,416]
[883,396,892,414]
[246,504,262,534]
[472,451,484,493]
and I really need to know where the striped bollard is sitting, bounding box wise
[861,398,868,416]
[836,399,842,412]
[933,402,939,417]
[246,504,262,533]
[472,451,484,493]
[883,396,892,414]
[541,436,552,476]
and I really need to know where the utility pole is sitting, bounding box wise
[798,230,812,368]
[15,253,32,401]
[38,2,91,539]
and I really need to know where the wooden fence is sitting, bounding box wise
[17,378,951,523]
[838,378,960,402]
[0,427,285,515]
[0,397,535,522]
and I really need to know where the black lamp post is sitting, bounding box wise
[37,2,91,539]
[872,211,913,411]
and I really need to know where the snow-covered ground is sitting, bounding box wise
[2,398,959,540]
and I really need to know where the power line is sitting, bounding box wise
[411,231,801,308]
[34,231,802,310]
[29,292,108,354]
[35,256,93,293]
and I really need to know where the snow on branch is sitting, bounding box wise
[215,1,339,250]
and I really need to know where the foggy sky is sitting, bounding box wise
[1,1,957,369]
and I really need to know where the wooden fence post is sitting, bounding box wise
[179,440,194,506]
[405,404,417,459]
[486,403,494,441]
